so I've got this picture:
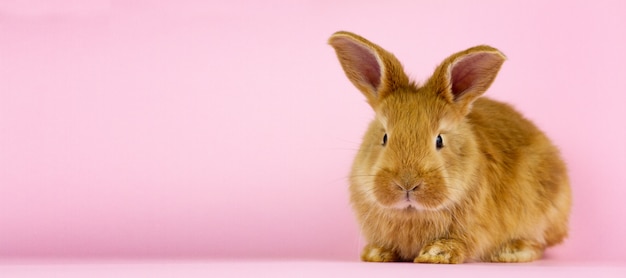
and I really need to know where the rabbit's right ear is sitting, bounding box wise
[329,31,409,108]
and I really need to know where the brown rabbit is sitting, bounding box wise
[329,31,571,263]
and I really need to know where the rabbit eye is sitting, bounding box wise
[436,134,444,149]
[382,133,388,146]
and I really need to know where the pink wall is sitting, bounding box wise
[1,0,625,262]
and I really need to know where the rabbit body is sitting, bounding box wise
[329,31,571,263]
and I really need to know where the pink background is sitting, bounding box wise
[1,0,625,264]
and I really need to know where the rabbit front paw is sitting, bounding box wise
[361,245,399,262]
[414,239,466,264]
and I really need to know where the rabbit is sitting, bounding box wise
[328,31,571,263]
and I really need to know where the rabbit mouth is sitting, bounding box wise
[401,204,418,211]
[391,198,425,211]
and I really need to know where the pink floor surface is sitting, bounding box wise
[2,260,626,278]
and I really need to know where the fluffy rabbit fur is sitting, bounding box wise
[329,31,571,263]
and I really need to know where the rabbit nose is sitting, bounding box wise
[396,181,421,202]
[395,180,422,192]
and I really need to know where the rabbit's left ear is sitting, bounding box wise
[430,45,506,114]
[329,31,409,109]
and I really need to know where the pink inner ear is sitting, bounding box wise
[333,38,381,90]
[450,52,498,100]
